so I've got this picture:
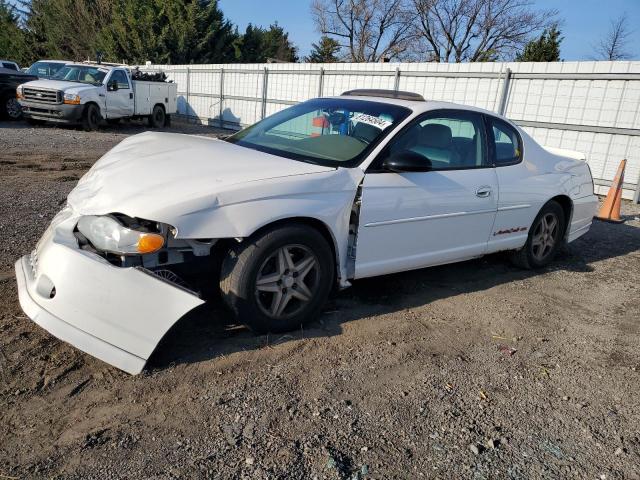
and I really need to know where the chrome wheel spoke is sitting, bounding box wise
[292,281,312,302]
[255,244,320,320]
[256,281,280,293]
[294,255,316,279]
[273,290,292,317]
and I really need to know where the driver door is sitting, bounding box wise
[354,109,498,279]
[105,69,134,119]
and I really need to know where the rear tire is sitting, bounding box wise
[149,105,165,128]
[510,200,566,269]
[82,104,100,131]
[220,224,334,334]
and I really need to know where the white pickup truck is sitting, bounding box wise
[16,63,177,130]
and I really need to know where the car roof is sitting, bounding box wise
[33,60,70,63]
[334,93,513,124]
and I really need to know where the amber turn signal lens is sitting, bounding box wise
[137,234,164,254]
[63,98,81,105]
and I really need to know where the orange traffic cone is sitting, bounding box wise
[595,159,626,223]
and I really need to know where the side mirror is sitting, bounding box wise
[107,81,118,91]
[382,150,432,172]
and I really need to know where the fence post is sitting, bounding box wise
[394,67,401,91]
[318,67,325,97]
[497,67,512,116]
[219,68,224,129]
[185,67,190,121]
[261,67,269,120]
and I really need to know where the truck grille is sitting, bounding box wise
[23,88,61,104]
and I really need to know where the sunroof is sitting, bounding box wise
[341,89,425,101]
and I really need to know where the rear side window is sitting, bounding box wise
[2,62,18,71]
[488,117,522,166]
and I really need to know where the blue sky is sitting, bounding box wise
[220,0,640,60]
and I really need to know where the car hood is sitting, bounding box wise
[68,132,335,220]
[20,79,97,94]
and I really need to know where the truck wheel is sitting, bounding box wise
[220,224,334,334]
[149,105,165,128]
[1,93,22,120]
[82,104,100,131]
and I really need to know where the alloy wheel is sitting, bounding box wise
[531,212,559,261]
[254,244,320,319]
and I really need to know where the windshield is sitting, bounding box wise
[228,98,411,167]
[27,61,67,78]
[52,65,108,85]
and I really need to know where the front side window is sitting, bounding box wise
[109,70,130,89]
[228,98,411,167]
[53,66,108,85]
[384,110,487,170]
[489,118,522,166]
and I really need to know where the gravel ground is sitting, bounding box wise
[1,119,639,479]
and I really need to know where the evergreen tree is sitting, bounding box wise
[516,25,562,62]
[262,23,297,62]
[193,0,239,64]
[236,23,298,63]
[236,24,263,62]
[306,36,340,62]
[0,1,30,65]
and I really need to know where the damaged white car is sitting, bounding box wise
[15,89,598,374]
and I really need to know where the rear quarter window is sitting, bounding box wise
[488,117,523,166]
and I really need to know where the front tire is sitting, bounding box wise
[1,94,22,120]
[82,104,100,131]
[510,200,566,269]
[220,224,334,334]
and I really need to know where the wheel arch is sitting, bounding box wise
[547,194,573,239]
[246,216,340,284]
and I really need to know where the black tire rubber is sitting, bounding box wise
[510,200,566,269]
[82,103,100,131]
[220,224,335,334]
[149,105,165,128]
[1,93,22,120]
[164,114,171,127]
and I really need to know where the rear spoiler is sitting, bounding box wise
[542,146,586,161]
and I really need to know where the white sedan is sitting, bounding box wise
[15,89,598,374]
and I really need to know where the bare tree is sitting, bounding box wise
[594,14,633,60]
[410,0,557,62]
[311,0,414,62]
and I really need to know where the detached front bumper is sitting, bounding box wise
[14,208,204,374]
[20,101,85,123]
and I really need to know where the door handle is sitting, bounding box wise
[475,186,492,198]
[129,92,133,99]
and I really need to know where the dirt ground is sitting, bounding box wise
[1,119,639,480]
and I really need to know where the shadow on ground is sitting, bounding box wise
[147,217,640,371]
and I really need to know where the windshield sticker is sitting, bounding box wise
[353,113,392,130]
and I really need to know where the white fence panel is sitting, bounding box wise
[142,61,640,201]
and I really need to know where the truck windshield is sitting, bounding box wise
[227,98,411,168]
[53,66,108,86]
